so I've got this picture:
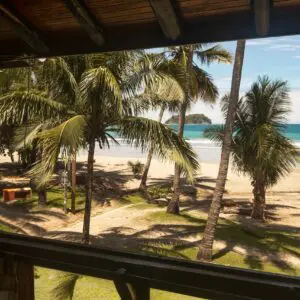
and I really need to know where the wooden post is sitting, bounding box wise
[113,269,150,300]
[16,262,34,300]
[0,255,17,300]
[71,154,76,214]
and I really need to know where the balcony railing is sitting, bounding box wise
[0,232,299,299]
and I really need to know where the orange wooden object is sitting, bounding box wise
[2,188,32,202]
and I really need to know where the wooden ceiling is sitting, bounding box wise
[1,0,300,66]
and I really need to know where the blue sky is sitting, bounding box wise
[146,35,300,124]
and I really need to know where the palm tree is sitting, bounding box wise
[211,76,297,220]
[196,40,246,261]
[139,78,184,191]
[165,44,233,214]
[1,51,199,244]
[0,57,82,206]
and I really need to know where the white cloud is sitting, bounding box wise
[247,38,273,46]
[294,55,300,59]
[265,44,300,51]
[288,90,300,123]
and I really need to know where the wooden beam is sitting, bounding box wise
[253,0,271,36]
[63,0,105,47]
[149,0,181,40]
[0,2,49,54]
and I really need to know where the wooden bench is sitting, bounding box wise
[2,188,32,202]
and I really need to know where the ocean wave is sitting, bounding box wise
[107,137,300,149]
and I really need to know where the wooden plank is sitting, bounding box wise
[0,1,48,54]
[149,0,181,40]
[253,0,270,36]
[63,0,105,47]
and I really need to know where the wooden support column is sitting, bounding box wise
[253,0,271,36]
[149,0,181,40]
[0,255,34,300]
[16,262,34,300]
[0,255,17,300]
[113,269,150,300]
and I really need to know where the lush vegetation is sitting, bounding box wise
[165,113,212,124]
[0,41,299,299]
[204,76,298,221]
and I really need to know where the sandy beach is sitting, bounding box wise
[76,154,300,195]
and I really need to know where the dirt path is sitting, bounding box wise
[56,203,161,236]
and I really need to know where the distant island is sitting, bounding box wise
[165,114,212,124]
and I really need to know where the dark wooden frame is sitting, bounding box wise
[0,233,299,300]
[2,2,300,66]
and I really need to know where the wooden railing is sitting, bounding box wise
[0,232,299,300]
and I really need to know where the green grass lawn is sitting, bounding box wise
[142,210,300,276]
[1,188,299,299]
[0,222,14,233]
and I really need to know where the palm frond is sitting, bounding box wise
[39,57,79,105]
[203,125,225,145]
[28,115,86,187]
[191,66,218,103]
[80,66,123,116]
[51,273,82,300]
[118,117,199,181]
[0,91,68,124]
[12,123,43,151]
[195,45,233,66]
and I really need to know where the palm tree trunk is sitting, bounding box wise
[82,138,95,244]
[38,189,47,206]
[167,102,187,214]
[167,48,193,215]
[197,40,246,261]
[71,153,76,214]
[251,179,266,221]
[140,108,165,190]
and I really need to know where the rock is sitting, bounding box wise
[152,198,168,206]
[181,185,197,196]
[222,199,236,207]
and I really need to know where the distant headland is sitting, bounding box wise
[165,113,212,124]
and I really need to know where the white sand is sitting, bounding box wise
[76,155,300,194]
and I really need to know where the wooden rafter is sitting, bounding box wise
[0,2,48,54]
[149,0,181,40]
[253,0,271,36]
[63,0,105,47]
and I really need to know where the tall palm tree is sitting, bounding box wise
[195,40,238,261]
[0,51,199,244]
[165,44,233,214]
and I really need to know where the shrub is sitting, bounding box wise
[127,161,144,179]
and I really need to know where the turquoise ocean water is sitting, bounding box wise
[169,124,300,145]
[91,124,300,163]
